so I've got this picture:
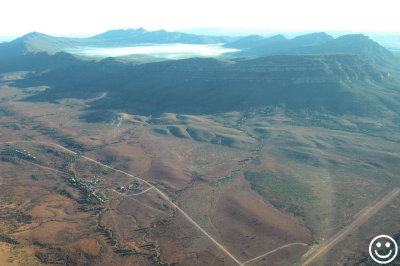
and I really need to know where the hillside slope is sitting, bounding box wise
[12,54,398,116]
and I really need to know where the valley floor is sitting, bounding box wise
[1,82,400,265]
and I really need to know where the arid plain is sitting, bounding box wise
[1,72,400,265]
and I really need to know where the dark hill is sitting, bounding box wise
[0,32,90,72]
[2,30,399,117]
[0,32,83,55]
[14,54,398,117]
[0,32,90,73]
[0,50,86,73]
[299,34,395,66]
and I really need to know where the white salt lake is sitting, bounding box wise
[66,43,238,59]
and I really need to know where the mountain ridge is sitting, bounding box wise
[1,30,396,65]
[225,33,396,67]
[90,28,233,44]
[13,53,397,117]
[1,29,399,118]
[0,28,235,55]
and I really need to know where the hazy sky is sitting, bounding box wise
[1,0,400,37]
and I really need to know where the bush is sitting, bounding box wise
[0,234,20,245]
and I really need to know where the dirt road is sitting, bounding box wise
[243,242,308,265]
[0,140,243,265]
[301,187,400,266]
[6,140,396,266]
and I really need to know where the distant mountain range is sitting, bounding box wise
[224,32,396,66]
[0,29,396,65]
[1,28,397,66]
[91,28,233,44]
[0,28,234,55]
[1,29,399,117]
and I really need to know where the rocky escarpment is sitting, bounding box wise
[16,53,396,116]
[231,54,389,83]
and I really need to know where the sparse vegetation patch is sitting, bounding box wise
[245,170,315,216]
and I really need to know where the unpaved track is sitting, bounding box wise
[0,141,243,265]
[301,187,400,266]
[9,140,392,266]
[128,187,154,196]
[243,242,308,265]
[111,187,154,197]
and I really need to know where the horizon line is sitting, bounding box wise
[1,28,400,43]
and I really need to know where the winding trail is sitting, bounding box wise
[301,187,400,266]
[0,140,243,265]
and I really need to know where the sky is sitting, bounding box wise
[1,0,400,38]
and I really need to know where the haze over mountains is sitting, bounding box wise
[0,28,234,54]
[1,28,399,117]
[224,32,396,66]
